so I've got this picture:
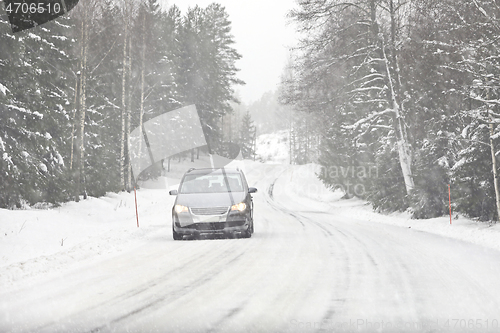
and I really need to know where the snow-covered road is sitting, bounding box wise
[2,163,500,333]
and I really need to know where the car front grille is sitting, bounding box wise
[195,223,225,230]
[190,207,228,215]
[193,221,246,230]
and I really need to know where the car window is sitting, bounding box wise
[180,174,244,193]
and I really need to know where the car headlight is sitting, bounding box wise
[231,202,246,212]
[174,204,189,214]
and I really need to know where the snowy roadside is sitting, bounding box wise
[2,159,500,289]
[0,153,238,287]
[271,162,500,252]
[255,130,290,165]
[0,183,175,287]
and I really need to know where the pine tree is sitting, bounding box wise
[178,4,243,152]
[0,14,74,207]
[239,111,256,159]
[431,0,500,221]
[0,2,246,208]
[285,0,467,214]
[82,0,123,196]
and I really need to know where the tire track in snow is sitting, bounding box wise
[262,168,352,328]
[33,238,250,333]
[91,247,248,332]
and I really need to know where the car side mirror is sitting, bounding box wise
[169,190,178,195]
[248,187,257,194]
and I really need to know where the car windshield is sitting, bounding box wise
[179,173,244,194]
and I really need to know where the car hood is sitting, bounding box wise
[175,192,246,208]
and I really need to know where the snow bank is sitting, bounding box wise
[0,152,245,287]
[0,185,175,287]
[255,130,290,164]
[275,163,500,252]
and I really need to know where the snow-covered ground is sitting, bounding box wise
[255,129,290,164]
[0,153,242,287]
[272,162,500,253]
[0,185,174,287]
[2,148,500,331]
[255,130,500,252]
[3,160,499,287]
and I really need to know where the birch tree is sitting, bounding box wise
[287,0,414,205]
[119,0,137,191]
[71,0,98,201]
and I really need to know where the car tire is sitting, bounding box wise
[173,226,183,240]
[242,224,252,238]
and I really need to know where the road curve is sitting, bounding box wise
[2,164,500,333]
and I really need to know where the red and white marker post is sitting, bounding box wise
[134,187,139,228]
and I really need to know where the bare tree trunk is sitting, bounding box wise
[381,40,414,194]
[74,8,89,201]
[381,0,414,194]
[70,75,78,170]
[490,120,500,221]
[126,34,132,191]
[79,12,88,199]
[137,12,146,183]
[73,71,81,202]
[120,25,128,191]
[119,0,137,191]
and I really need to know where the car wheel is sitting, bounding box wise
[242,224,252,238]
[172,225,183,240]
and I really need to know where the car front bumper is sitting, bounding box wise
[173,214,249,237]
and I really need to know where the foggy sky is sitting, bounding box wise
[162,0,298,105]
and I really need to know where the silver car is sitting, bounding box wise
[169,168,257,240]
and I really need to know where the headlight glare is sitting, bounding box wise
[231,202,246,212]
[174,204,189,214]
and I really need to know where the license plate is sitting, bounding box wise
[201,216,220,222]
